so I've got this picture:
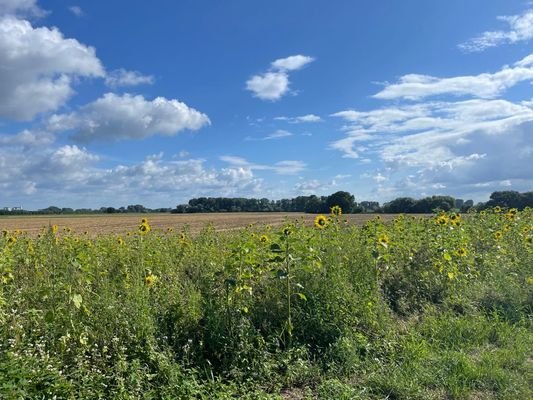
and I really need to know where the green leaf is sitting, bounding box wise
[270,243,283,253]
[296,292,307,301]
[72,294,83,309]
[443,253,452,261]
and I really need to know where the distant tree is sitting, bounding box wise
[326,191,356,213]
[487,191,523,209]
[383,197,417,213]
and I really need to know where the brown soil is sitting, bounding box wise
[0,212,406,237]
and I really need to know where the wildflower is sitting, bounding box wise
[494,231,503,240]
[456,247,468,257]
[144,274,157,287]
[378,233,390,248]
[435,215,448,226]
[139,220,151,234]
[260,235,269,243]
[450,213,461,226]
[330,205,342,217]
[314,215,328,229]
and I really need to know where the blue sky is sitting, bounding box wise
[1,0,532,209]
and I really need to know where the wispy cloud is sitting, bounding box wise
[105,68,154,88]
[275,114,323,123]
[246,54,315,101]
[68,5,83,17]
[220,155,306,175]
[372,54,533,100]
[331,54,533,197]
[459,9,533,52]
[246,129,293,141]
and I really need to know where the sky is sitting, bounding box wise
[0,0,532,209]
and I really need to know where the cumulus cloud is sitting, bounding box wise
[246,54,314,101]
[459,9,533,52]
[0,136,263,208]
[0,0,45,17]
[48,93,210,142]
[271,55,314,71]
[246,71,289,100]
[332,55,533,198]
[372,54,533,100]
[105,68,154,88]
[220,156,306,175]
[0,16,104,121]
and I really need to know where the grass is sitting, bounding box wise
[0,208,531,399]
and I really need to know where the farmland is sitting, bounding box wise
[0,212,405,236]
[0,208,532,399]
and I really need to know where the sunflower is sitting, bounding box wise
[505,212,515,221]
[7,236,16,245]
[139,220,151,234]
[494,231,503,240]
[283,227,292,236]
[456,247,468,257]
[260,235,269,243]
[435,215,448,226]
[330,205,342,217]
[378,233,390,247]
[493,206,502,213]
[117,237,125,245]
[144,274,157,287]
[522,226,530,234]
[314,215,328,229]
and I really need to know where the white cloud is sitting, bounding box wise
[332,54,533,198]
[48,93,210,142]
[373,54,533,100]
[0,16,104,121]
[246,71,289,100]
[0,0,45,17]
[68,5,83,17]
[105,68,154,88]
[459,9,533,52]
[0,136,263,207]
[271,55,314,71]
[246,129,293,141]
[275,114,322,123]
[220,156,306,175]
[246,54,314,101]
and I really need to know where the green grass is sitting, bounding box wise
[0,209,531,399]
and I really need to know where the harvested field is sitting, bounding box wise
[0,212,414,236]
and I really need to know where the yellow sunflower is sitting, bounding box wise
[494,231,503,240]
[435,215,448,226]
[144,274,157,287]
[378,233,390,247]
[330,205,342,217]
[314,215,328,229]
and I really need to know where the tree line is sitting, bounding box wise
[1,190,531,216]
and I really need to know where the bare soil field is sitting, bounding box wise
[0,212,412,236]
